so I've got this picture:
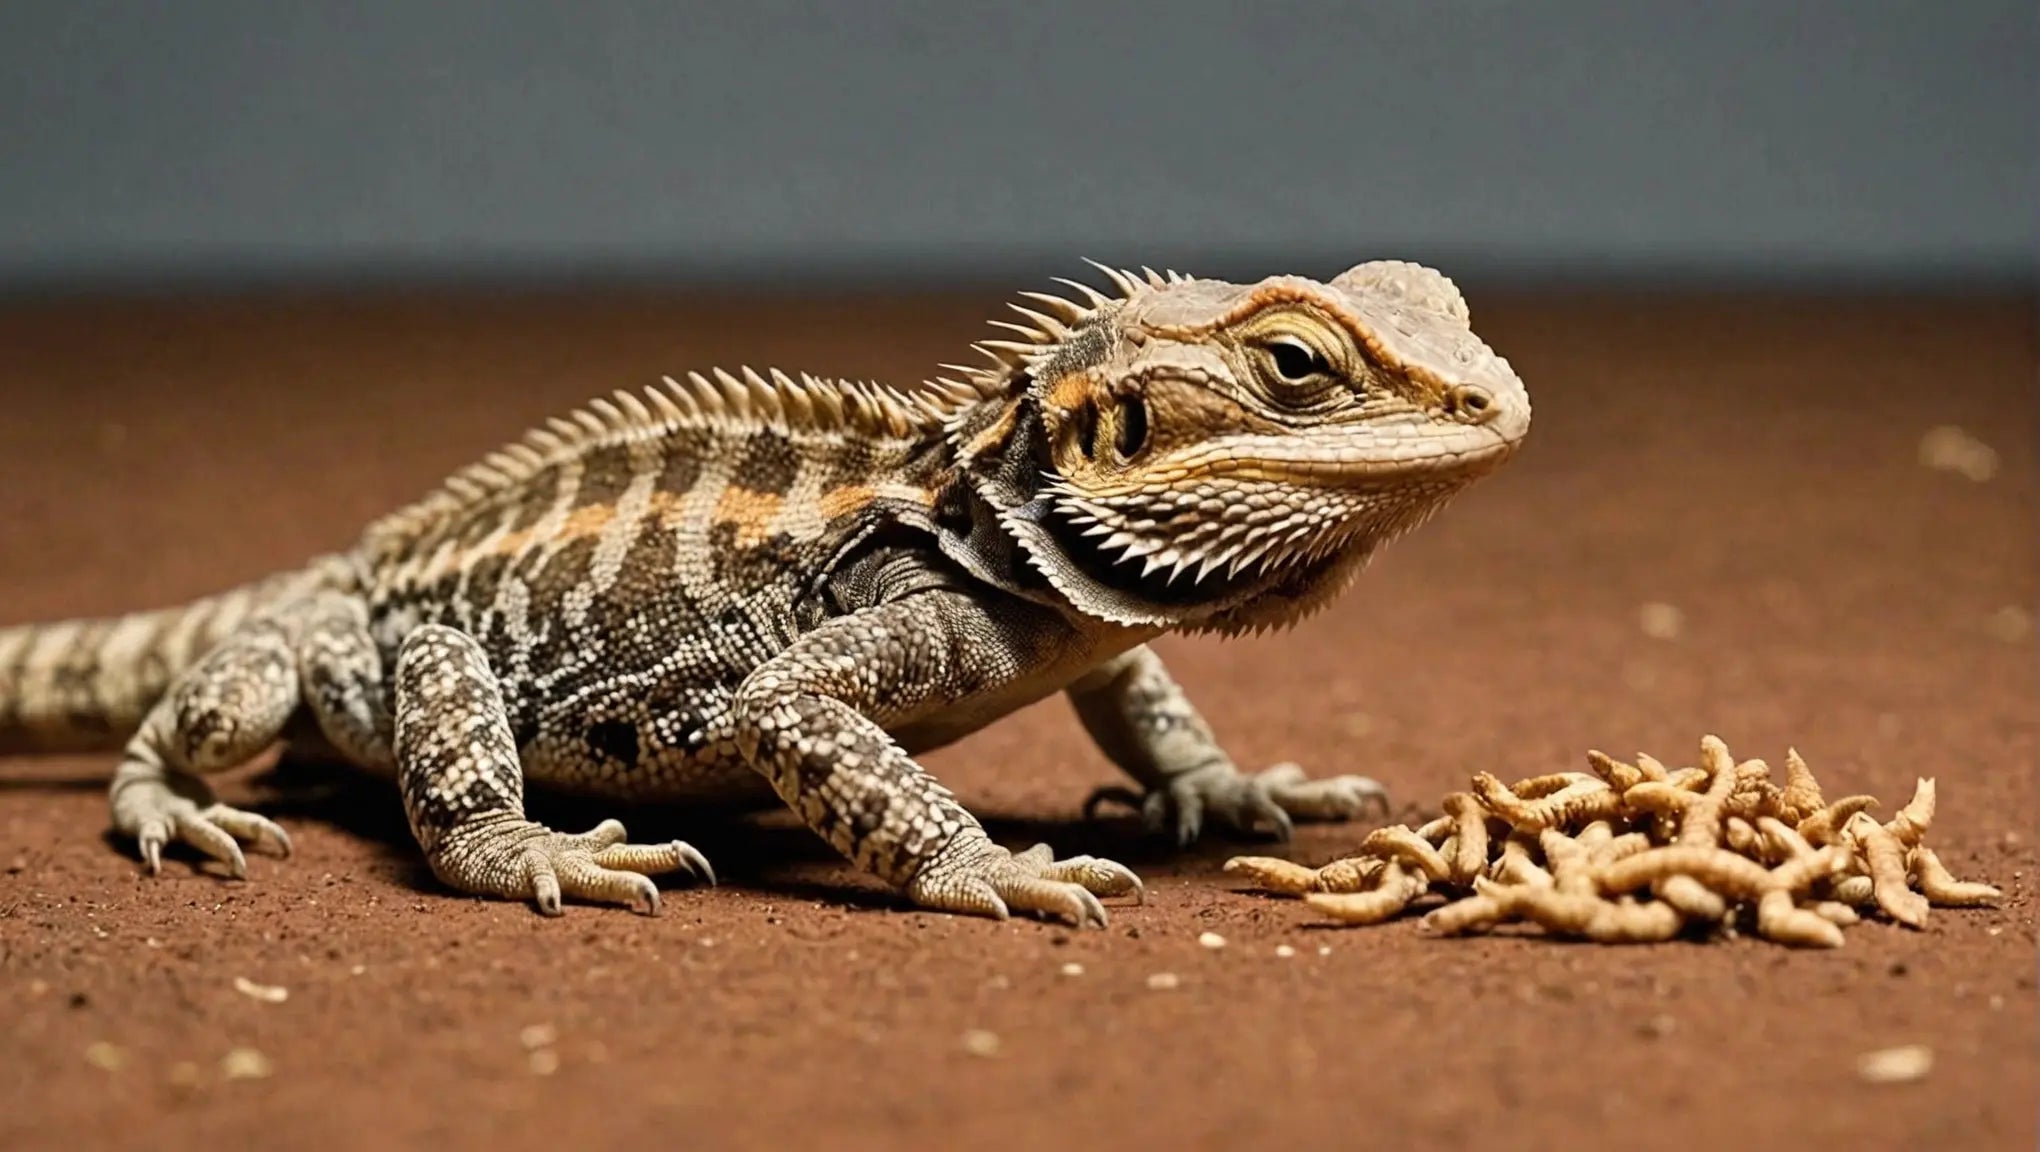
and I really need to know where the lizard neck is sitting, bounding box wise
[931,392,1378,634]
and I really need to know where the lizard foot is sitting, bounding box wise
[433,817,714,916]
[111,770,292,878]
[1086,761,1389,847]
[907,837,1144,928]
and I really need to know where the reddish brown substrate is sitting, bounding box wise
[2,289,2033,1151]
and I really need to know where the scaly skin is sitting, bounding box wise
[0,259,1531,926]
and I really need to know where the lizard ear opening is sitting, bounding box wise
[1049,392,1149,478]
[1113,395,1148,461]
[1074,401,1099,462]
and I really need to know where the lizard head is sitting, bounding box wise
[941,260,1531,635]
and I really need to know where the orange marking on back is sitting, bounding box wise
[818,485,876,520]
[815,482,940,522]
[713,488,785,547]
[880,483,938,508]
[479,502,619,561]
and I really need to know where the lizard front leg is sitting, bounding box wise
[390,625,711,915]
[1068,645,1387,845]
[729,591,1143,927]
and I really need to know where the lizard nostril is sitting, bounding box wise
[1447,385,1494,422]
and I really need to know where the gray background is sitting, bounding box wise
[1,1,2032,292]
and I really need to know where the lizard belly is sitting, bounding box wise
[889,626,1157,756]
[521,738,776,805]
[514,674,776,805]
[889,677,1067,755]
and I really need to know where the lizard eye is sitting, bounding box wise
[1259,336,1336,388]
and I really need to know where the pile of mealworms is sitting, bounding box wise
[1224,735,2001,947]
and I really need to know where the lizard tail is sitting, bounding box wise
[0,557,358,757]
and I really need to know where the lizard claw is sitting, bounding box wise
[1258,761,1390,822]
[1086,762,1390,846]
[908,835,1144,927]
[439,817,715,916]
[113,770,291,879]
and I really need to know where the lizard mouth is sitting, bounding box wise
[1077,421,1526,499]
[1222,431,1522,488]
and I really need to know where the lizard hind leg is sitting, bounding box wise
[110,617,301,877]
[391,625,712,916]
[292,591,396,771]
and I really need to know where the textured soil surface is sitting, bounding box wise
[1,288,2033,1152]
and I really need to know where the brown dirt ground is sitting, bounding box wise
[0,288,2033,1152]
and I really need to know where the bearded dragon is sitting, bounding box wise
[0,260,1530,927]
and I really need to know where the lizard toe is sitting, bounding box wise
[446,818,712,916]
[174,812,250,879]
[549,852,664,915]
[1005,877,1108,929]
[137,820,169,875]
[1035,851,1147,904]
[589,839,717,886]
[1261,764,1390,821]
[200,804,294,858]
[113,771,287,879]
[908,836,1144,928]
[1097,761,1390,847]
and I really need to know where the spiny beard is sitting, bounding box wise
[1176,492,1463,637]
[1044,475,1456,591]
